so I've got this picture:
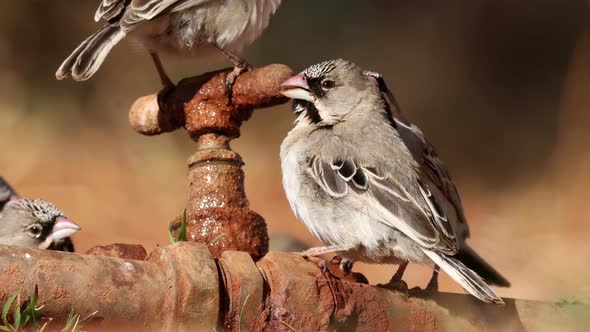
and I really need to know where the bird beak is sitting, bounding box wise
[281,74,313,101]
[8,194,21,203]
[49,216,81,241]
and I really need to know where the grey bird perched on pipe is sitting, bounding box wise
[0,199,80,252]
[56,0,282,99]
[0,177,79,252]
[279,59,509,304]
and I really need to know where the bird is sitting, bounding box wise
[279,58,509,304]
[0,199,80,252]
[55,0,282,100]
[0,177,20,212]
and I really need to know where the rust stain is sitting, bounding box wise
[85,243,148,260]
[409,305,437,332]
[0,263,26,294]
[51,286,70,299]
[161,65,292,261]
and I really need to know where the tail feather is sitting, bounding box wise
[423,249,504,304]
[455,245,510,287]
[56,24,126,81]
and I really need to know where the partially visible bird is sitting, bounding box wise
[279,59,509,304]
[0,177,20,211]
[0,199,80,252]
[56,0,282,99]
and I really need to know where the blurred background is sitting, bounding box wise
[1,1,589,303]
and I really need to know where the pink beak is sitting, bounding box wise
[50,216,81,241]
[8,194,21,203]
[280,74,313,101]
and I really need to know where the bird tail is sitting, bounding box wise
[454,245,510,287]
[422,249,504,304]
[56,24,126,81]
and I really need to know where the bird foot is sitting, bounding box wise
[157,83,176,112]
[225,62,252,105]
[301,255,331,274]
[331,256,354,275]
[408,267,439,299]
[378,279,409,295]
[408,285,438,299]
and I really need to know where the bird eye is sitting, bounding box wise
[321,80,335,90]
[27,224,43,238]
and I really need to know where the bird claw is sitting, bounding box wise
[299,254,331,275]
[320,259,329,274]
[331,256,353,275]
[378,279,409,295]
[225,62,252,105]
[408,266,440,299]
[408,285,438,299]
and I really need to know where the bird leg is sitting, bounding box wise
[379,261,409,293]
[211,44,253,104]
[409,264,440,299]
[296,245,344,274]
[297,245,343,257]
[150,52,177,111]
[150,52,174,87]
[425,264,440,292]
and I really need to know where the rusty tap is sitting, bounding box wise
[129,65,293,260]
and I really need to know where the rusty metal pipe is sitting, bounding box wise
[0,243,219,331]
[1,245,589,331]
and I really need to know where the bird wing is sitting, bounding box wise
[261,0,282,17]
[94,0,217,26]
[94,0,129,22]
[365,71,470,237]
[307,156,459,254]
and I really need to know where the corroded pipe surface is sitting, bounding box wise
[130,64,292,260]
[0,245,588,331]
[0,243,218,331]
[128,64,292,137]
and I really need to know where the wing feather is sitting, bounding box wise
[94,0,125,22]
[307,157,456,252]
[366,70,470,238]
[107,0,216,28]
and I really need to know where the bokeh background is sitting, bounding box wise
[1,1,589,303]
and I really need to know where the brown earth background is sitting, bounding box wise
[1,1,589,303]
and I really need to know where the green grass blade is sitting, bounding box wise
[12,301,20,331]
[2,291,18,328]
[238,294,250,332]
[177,209,188,242]
[23,285,39,326]
[208,234,225,246]
[61,310,77,332]
[168,229,176,244]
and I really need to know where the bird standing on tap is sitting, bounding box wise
[56,0,282,101]
[279,59,510,304]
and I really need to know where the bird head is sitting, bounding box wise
[0,199,80,249]
[0,177,20,210]
[280,59,382,126]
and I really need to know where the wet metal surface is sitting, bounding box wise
[143,64,294,260]
[0,245,586,330]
